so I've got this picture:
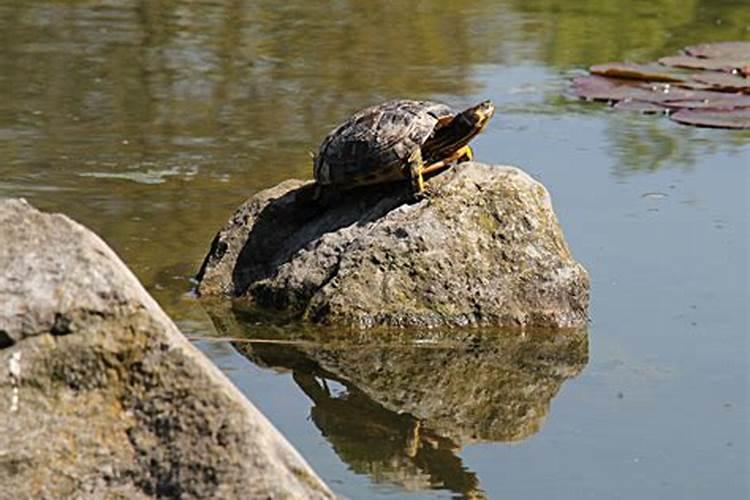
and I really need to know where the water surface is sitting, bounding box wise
[1,1,748,498]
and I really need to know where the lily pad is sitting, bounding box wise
[571,75,654,102]
[590,63,687,82]
[571,76,734,107]
[612,100,666,114]
[572,41,750,129]
[670,107,750,129]
[658,55,739,72]
[672,80,722,92]
[661,93,750,110]
[684,42,750,63]
[645,84,716,102]
[690,73,750,93]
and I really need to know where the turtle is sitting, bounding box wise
[313,99,495,197]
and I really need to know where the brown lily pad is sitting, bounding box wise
[684,42,750,62]
[612,100,667,113]
[660,93,750,110]
[658,55,740,72]
[673,80,724,92]
[690,73,750,93]
[571,75,655,102]
[572,41,750,129]
[572,76,734,107]
[670,107,750,129]
[590,63,687,82]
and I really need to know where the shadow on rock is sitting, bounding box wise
[227,182,413,306]
[204,303,589,499]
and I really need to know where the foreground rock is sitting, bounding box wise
[197,162,589,328]
[0,199,333,499]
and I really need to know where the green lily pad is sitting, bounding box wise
[670,108,750,129]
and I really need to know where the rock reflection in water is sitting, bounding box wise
[208,306,588,498]
[291,371,470,495]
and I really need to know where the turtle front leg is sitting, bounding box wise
[414,165,425,194]
[421,144,474,176]
[406,148,427,198]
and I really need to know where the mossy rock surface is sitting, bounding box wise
[197,162,590,329]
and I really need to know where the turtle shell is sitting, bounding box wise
[314,99,455,187]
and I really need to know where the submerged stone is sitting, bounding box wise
[0,199,333,499]
[196,162,590,329]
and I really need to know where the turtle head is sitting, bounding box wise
[422,100,495,164]
[465,100,495,131]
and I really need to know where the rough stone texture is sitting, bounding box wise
[206,304,588,498]
[0,199,333,500]
[197,162,589,328]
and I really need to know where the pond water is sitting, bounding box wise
[1,1,748,498]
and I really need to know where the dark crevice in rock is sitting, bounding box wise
[0,330,13,348]
[51,313,73,336]
[194,233,228,286]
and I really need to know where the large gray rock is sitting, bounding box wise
[0,199,333,499]
[197,162,589,328]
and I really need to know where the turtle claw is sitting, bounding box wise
[412,185,433,202]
